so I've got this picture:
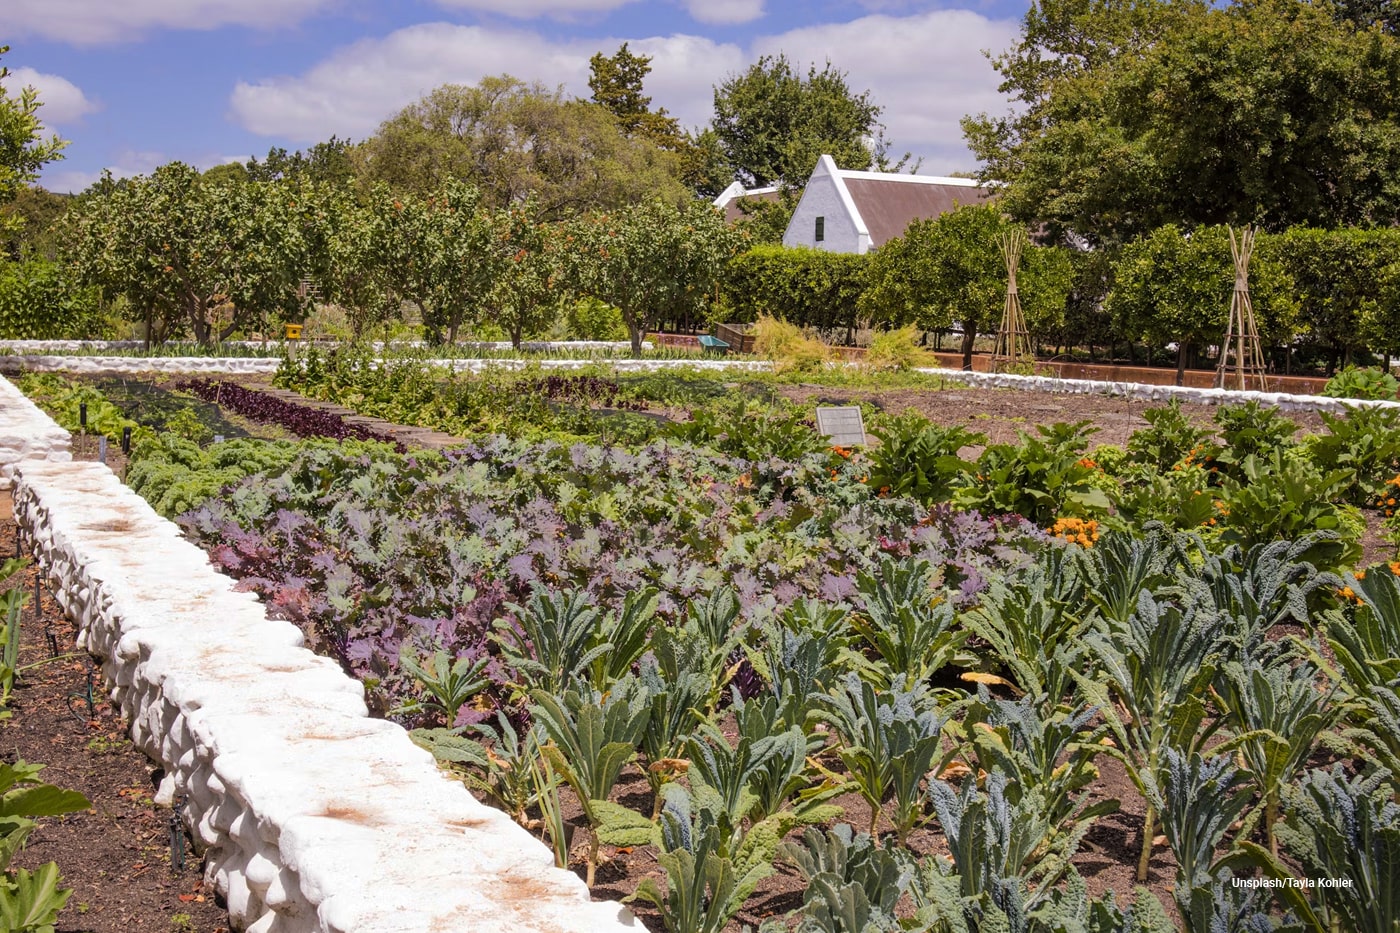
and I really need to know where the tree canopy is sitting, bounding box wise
[62,163,311,344]
[588,44,682,149]
[568,199,742,355]
[1105,224,1298,381]
[362,76,688,217]
[963,0,1400,244]
[1,46,68,238]
[860,203,1073,369]
[711,55,887,188]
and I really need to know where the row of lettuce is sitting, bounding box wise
[16,370,1400,932]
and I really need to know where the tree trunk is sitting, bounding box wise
[1175,341,1190,386]
[628,322,644,359]
[960,324,977,371]
[447,306,461,346]
[190,300,212,346]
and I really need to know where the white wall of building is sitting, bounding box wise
[782,155,870,254]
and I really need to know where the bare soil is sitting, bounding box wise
[1,490,228,933]
[776,382,1328,449]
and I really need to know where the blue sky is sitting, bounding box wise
[1,0,1031,194]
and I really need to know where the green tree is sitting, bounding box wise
[383,179,498,343]
[570,199,742,356]
[1275,227,1400,372]
[246,137,358,187]
[201,162,248,187]
[0,184,68,260]
[964,0,1400,244]
[677,127,733,200]
[861,204,1074,370]
[0,46,68,238]
[711,55,887,188]
[317,183,401,339]
[1105,224,1298,384]
[62,163,311,344]
[363,77,687,217]
[588,44,682,149]
[484,201,571,349]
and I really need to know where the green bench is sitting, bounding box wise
[698,335,731,355]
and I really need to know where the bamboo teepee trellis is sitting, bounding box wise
[991,229,1034,372]
[1214,226,1270,391]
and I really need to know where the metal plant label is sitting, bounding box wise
[815,406,867,447]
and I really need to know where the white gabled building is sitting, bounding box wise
[712,181,782,223]
[780,154,990,254]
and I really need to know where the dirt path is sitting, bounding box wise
[778,383,1328,448]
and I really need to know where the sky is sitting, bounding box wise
[1,0,1030,195]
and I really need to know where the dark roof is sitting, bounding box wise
[721,188,782,224]
[843,178,992,247]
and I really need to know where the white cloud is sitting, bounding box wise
[230,23,743,141]
[228,9,1019,173]
[752,10,1020,174]
[432,0,638,17]
[39,151,253,194]
[0,67,99,126]
[0,0,335,45]
[39,150,167,194]
[684,0,764,25]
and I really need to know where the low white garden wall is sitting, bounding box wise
[0,356,284,375]
[0,340,650,353]
[0,376,73,465]
[0,376,635,933]
[915,366,1400,414]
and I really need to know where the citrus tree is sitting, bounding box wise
[1106,224,1297,384]
[570,199,741,356]
[384,179,498,344]
[62,162,309,344]
[861,203,1073,370]
[317,183,401,339]
[485,201,570,349]
[1,45,67,237]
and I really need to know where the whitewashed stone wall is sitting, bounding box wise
[914,367,1400,414]
[2,351,1391,413]
[0,376,635,933]
[0,356,284,376]
[0,375,72,471]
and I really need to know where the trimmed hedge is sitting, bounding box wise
[722,244,868,338]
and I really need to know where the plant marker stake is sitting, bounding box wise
[43,622,58,658]
[98,436,107,464]
[170,795,186,873]
[79,401,87,433]
[213,434,224,444]
[121,427,132,455]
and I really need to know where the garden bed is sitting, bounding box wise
[6,362,1399,933]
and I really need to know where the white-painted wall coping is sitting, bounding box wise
[0,340,650,353]
[0,356,286,375]
[0,374,635,933]
[910,366,1400,414]
[1,352,1392,415]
